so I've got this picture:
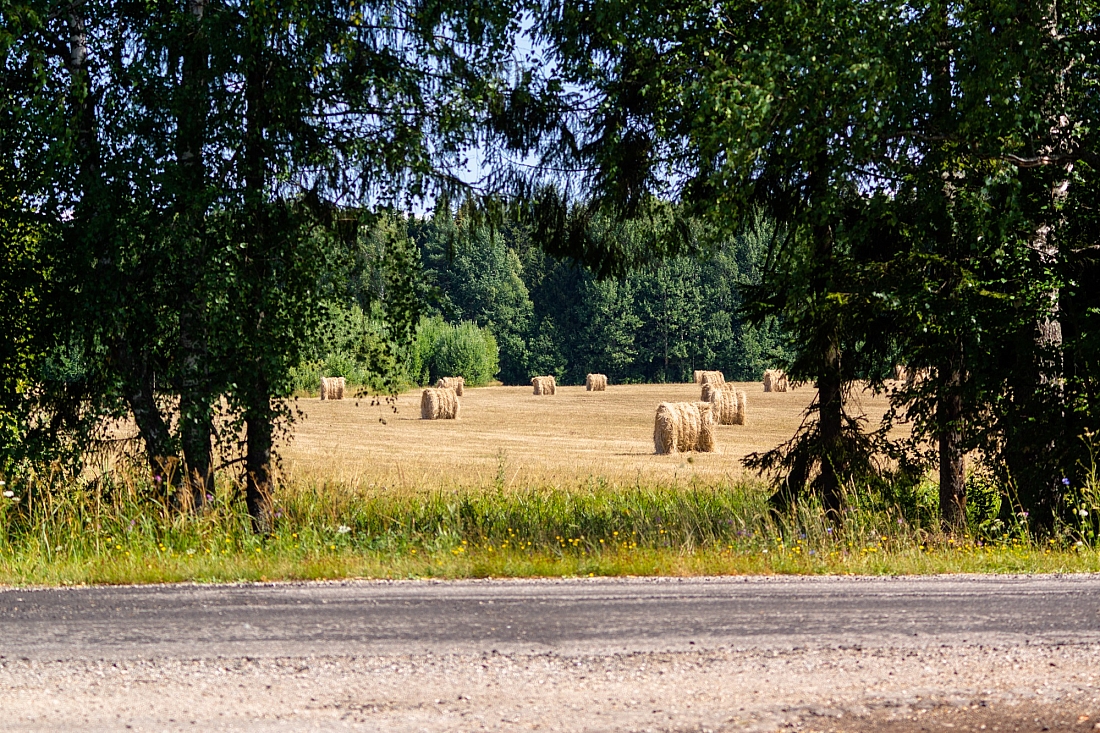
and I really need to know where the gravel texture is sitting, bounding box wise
[2,575,1099,731]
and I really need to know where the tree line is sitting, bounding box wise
[306,209,788,388]
[2,1,1099,534]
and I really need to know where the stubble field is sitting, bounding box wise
[282,382,894,490]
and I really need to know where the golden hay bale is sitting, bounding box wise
[531,376,557,395]
[735,390,747,425]
[653,401,716,454]
[699,370,725,386]
[420,387,460,420]
[694,401,717,452]
[701,382,717,402]
[763,369,788,393]
[320,376,346,400]
[435,376,465,397]
[703,384,740,425]
[586,373,608,391]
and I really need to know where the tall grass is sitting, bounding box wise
[1,469,1098,586]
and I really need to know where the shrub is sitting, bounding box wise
[411,316,499,386]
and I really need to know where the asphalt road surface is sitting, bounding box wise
[2,575,1099,731]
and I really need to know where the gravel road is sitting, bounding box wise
[1,575,1099,731]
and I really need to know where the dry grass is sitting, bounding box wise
[282,382,897,491]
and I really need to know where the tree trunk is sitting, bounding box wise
[1006,2,1071,531]
[178,383,213,508]
[938,360,966,531]
[239,24,276,532]
[245,400,274,534]
[817,335,843,518]
[175,0,214,510]
[115,341,179,490]
[813,211,844,518]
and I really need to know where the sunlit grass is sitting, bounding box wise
[0,474,1097,586]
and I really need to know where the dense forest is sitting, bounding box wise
[294,210,789,391]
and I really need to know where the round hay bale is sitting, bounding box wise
[703,384,739,425]
[693,370,704,385]
[693,401,716,452]
[586,373,608,391]
[735,390,747,425]
[420,387,460,419]
[654,401,716,454]
[763,369,787,392]
[654,402,681,454]
[531,376,557,395]
[435,376,465,397]
[699,370,725,386]
[320,376,346,400]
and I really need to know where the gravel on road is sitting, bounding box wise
[1,575,1098,732]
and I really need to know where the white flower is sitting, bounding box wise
[2,491,12,498]
[1080,509,1089,517]
[336,525,351,534]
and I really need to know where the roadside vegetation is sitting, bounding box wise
[2,473,1098,586]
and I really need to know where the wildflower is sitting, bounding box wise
[1080,509,1089,518]
[206,493,214,502]
[2,491,13,499]
[825,527,833,534]
[336,525,351,534]
[1062,478,1071,486]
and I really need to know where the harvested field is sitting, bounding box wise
[283,382,897,490]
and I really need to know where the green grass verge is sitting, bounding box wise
[0,477,1097,586]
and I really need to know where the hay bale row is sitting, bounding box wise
[653,401,716,454]
[531,375,557,395]
[421,387,460,420]
[320,376,346,400]
[586,373,608,391]
[435,376,465,396]
[702,383,747,426]
[763,369,789,392]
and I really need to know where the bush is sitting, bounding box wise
[411,316,499,386]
